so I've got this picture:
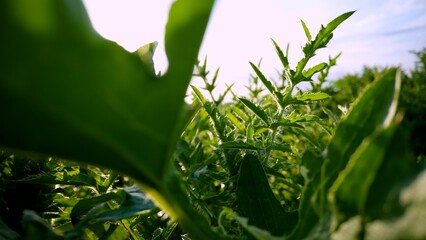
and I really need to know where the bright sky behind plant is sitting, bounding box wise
[83,0,426,96]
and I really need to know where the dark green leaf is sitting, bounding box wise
[364,169,426,239]
[270,120,304,129]
[95,185,156,222]
[266,144,292,153]
[237,154,298,236]
[290,69,400,239]
[15,172,96,186]
[236,217,284,240]
[0,221,19,240]
[321,69,401,198]
[220,141,259,150]
[21,210,63,240]
[287,151,324,240]
[330,124,418,221]
[71,192,120,223]
[0,0,220,239]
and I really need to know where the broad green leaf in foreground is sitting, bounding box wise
[288,69,401,239]
[20,210,63,240]
[0,0,218,238]
[330,124,418,223]
[0,0,212,187]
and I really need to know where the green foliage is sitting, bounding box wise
[1,1,425,239]
[1,0,217,238]
[237,154,297,236]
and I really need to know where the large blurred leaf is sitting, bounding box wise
[365,168,426,240]
[21,210,63,240]
[0,0,218,238]
[330,124,418,223]
[0,221,19,240]
[320,69,401,202]
[0,0,212,187]
[289,69,401,239]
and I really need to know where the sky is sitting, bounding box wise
[83,0,426,96]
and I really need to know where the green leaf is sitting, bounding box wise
[0,0,212,186]
[21,210,63,240]
[364,169,426,240]
[331,128,401,216]
[0,0,219,239]
[0,221,19,240]
[287,151,324,240]
[71,192,120,223]
[272,39,290,70]
[330,124,418,222]
[220,141,259,150]
[294,91,330,101]
[250,62,276,95]
[294,58,311,82]
[303,63,328,79]
[95,185,156,222]
[289,69,401,239]
[321,69,401,197]
[136,41,159,77]
[300,19,312,42]
[282,111,321,124]
[295,11,354,80]
[237,154,298,236]
[292,128,323,150]
[239,98,270,125]
[191,85,208,104]
[249,62,284,104]
[266,143,292,153]
[270,120,304,129]
[236,217,284,240]
[226,112,246,132]
[232,106,250,122]
[311,11,355,51]
[15,172,96,186]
